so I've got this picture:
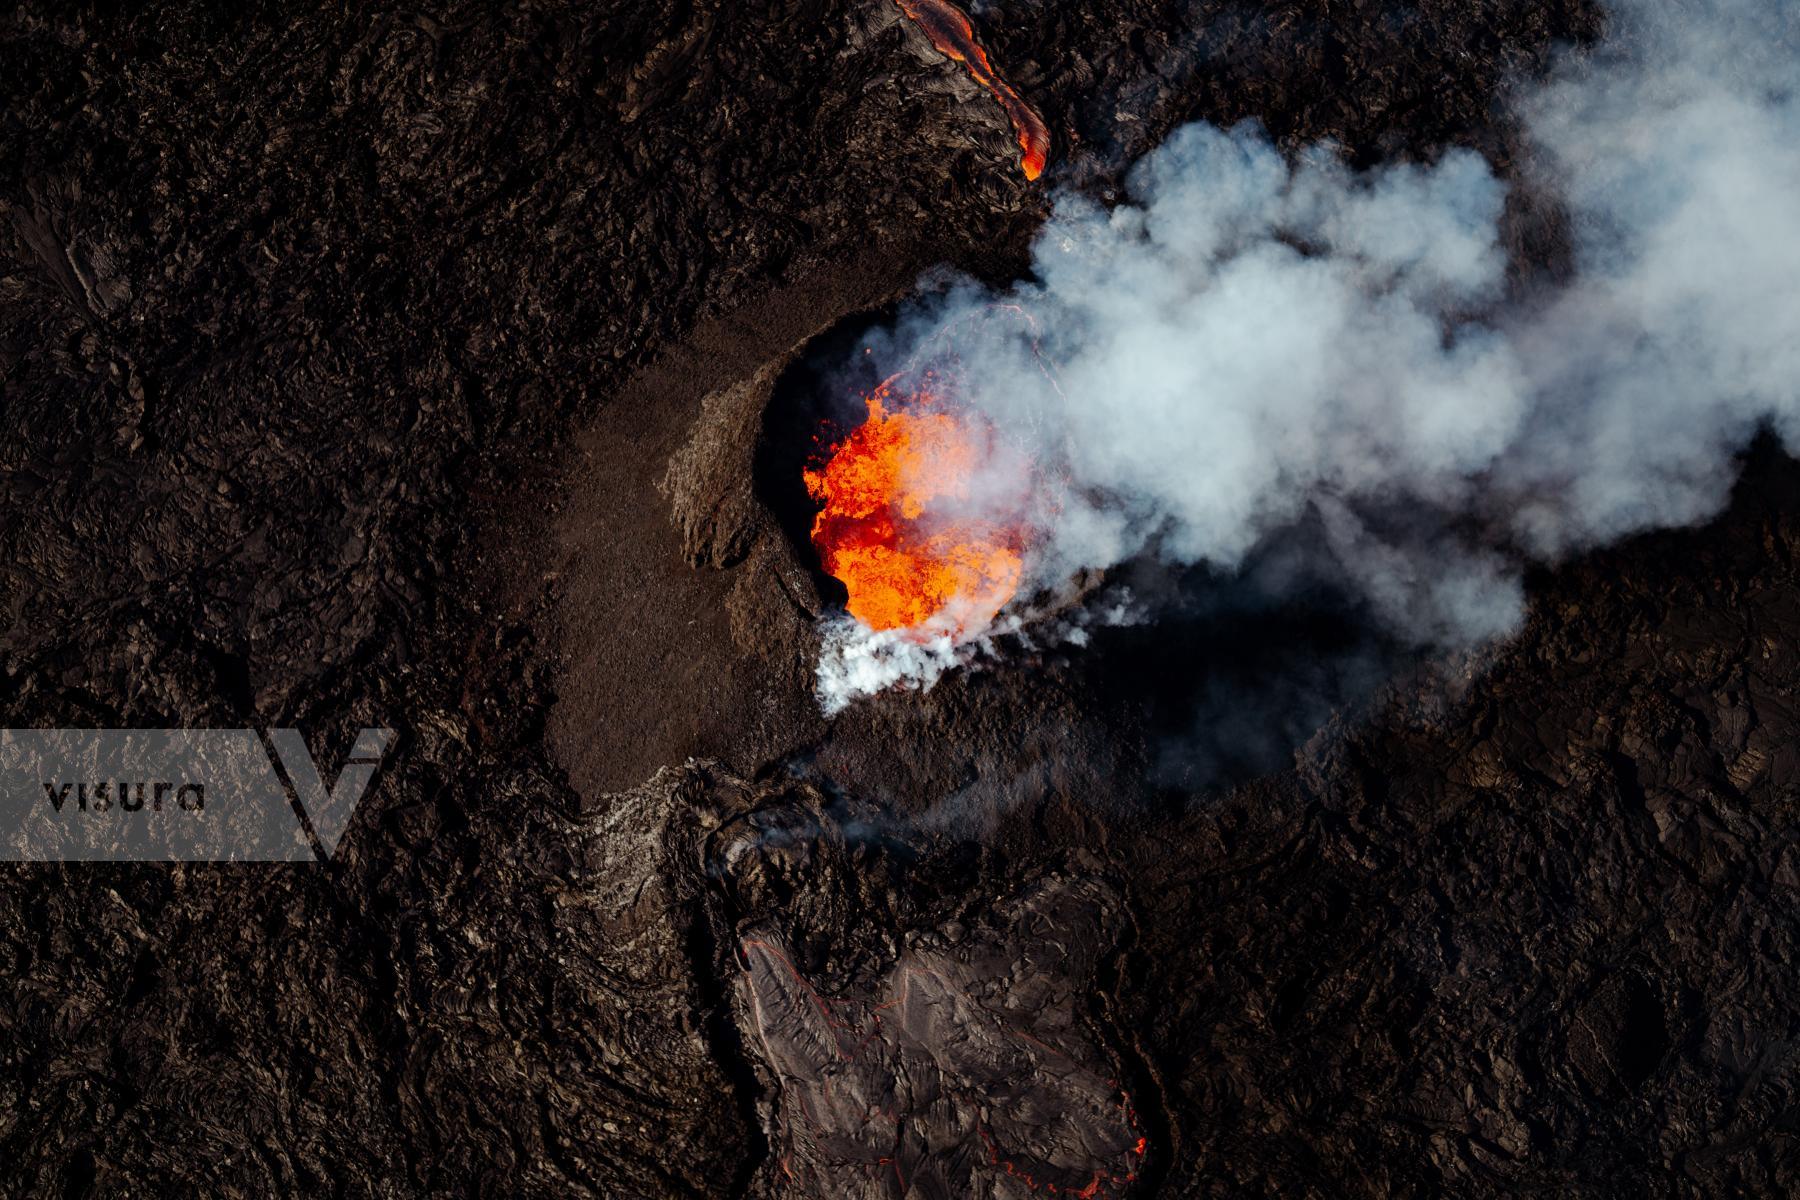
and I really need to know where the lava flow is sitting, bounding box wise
[805,378,1031,637]
[894,0,1051,180]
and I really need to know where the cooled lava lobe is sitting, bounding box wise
[740,877,1144,1198]
[893,0,1051,180]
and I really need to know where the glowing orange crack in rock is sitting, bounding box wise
[893,0,1051,180]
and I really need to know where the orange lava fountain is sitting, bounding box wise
[894,0,1051,180]
[805,379,1030,636]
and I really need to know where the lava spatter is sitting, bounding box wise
[804,377,1033,638]
[894,0,1051,180]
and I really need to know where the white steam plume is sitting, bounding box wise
[819,0,1800,709]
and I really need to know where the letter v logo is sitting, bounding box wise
[268,728,394,859]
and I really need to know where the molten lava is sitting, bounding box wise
[894,0,1051,180]
[805,381,1029,636]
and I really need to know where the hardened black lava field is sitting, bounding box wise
[7,2,1800,1197]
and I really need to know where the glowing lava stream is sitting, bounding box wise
[893,0,1051,180]
[805,379,1032,638]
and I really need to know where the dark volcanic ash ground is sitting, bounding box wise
[5,1,1800,1197]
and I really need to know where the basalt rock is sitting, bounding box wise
[14,1,1800,1198]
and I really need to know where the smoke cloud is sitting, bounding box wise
[819,0,1800,708]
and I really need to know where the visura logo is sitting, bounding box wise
[1,728,396,862]
[42,780,207,813]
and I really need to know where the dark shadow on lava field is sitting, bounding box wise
[1077,549,1419,796]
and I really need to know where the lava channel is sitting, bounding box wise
[805,377,1034,638]
[894,0,1051,180]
